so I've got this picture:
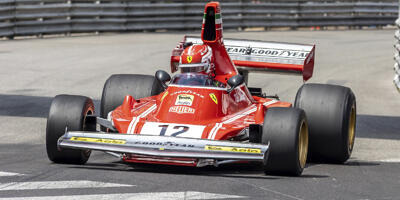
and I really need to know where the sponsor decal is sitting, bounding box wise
[169,106,195,114]
[70,137,126,144]
[172,90,204,98]
[209,93,218,104]
[226,47,308,59]
[204,145,261,154]
[187,56,193,63]
[175,94,194,106]
[133,141,195,148]
[161,91,168,102]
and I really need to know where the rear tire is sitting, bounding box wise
[294,83,356,163]
[100,74,163,122]
[262,107,309,176]
[46,95,94,164]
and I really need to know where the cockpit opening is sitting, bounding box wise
[171,73,225,88]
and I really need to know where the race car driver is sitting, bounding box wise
[174,44,225,88]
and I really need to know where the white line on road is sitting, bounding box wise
[377,159,400,163]
[0,191,245,200]
[0,172,24,177]
[0,180,135,191]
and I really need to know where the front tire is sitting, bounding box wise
[100,74,163,122]
[295,83,356,163]
[46,95,94,164]
[262,107,309,176]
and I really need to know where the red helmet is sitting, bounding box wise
[179,44,214,74]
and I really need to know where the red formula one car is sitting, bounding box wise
[46,2,356,176]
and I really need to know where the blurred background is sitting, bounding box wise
[0,0,399,37]
[1,0,400,91]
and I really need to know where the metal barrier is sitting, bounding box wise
[0,0,398,38]
[395,1,400,92]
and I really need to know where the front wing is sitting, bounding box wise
[58,131,269,161]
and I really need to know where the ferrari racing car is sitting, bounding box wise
[46,2,356,176]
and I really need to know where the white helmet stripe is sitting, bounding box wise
[201,46,212,63]
[188,45,194,55]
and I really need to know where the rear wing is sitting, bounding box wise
[171,36,315,81]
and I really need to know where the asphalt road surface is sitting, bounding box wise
[0,29,400,200]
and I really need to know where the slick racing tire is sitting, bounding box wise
[262,107,309,176]
[100,74,163,126]
[46,95,95,164]
[294,83,356,163]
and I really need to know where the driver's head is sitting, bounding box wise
[179,44,214,74]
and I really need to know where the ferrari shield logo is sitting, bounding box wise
[187,56,193,63]
[209,93,218,104]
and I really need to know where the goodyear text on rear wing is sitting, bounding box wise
[171,36,315,81]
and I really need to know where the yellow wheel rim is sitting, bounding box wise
[348,104,356,154]
[298,119,309,169]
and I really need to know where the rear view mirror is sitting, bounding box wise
[227,75,244,93]
[155,70,171,89]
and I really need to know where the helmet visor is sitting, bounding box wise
[179,63,209,73]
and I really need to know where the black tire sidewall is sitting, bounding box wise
[262,107,307,176]
[295,83,356,163]
[46,95,94,164]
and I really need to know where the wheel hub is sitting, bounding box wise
[298,120,309,169]
[348,104,356,154]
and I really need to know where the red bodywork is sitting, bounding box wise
[109,2,312,166]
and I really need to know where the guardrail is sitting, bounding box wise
[0,0,398,38]
[395,2,400,92]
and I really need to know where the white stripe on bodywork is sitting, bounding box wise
[263,99,278,107]
[127,104,157,134]
[223,105,257,124]
[208,106,255,139]
[208,123,222,139]
[126,117,137,134]
[107,111,112,121]
[107,111,114,126]
[188,45,194,55]
[208,99,279,139]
